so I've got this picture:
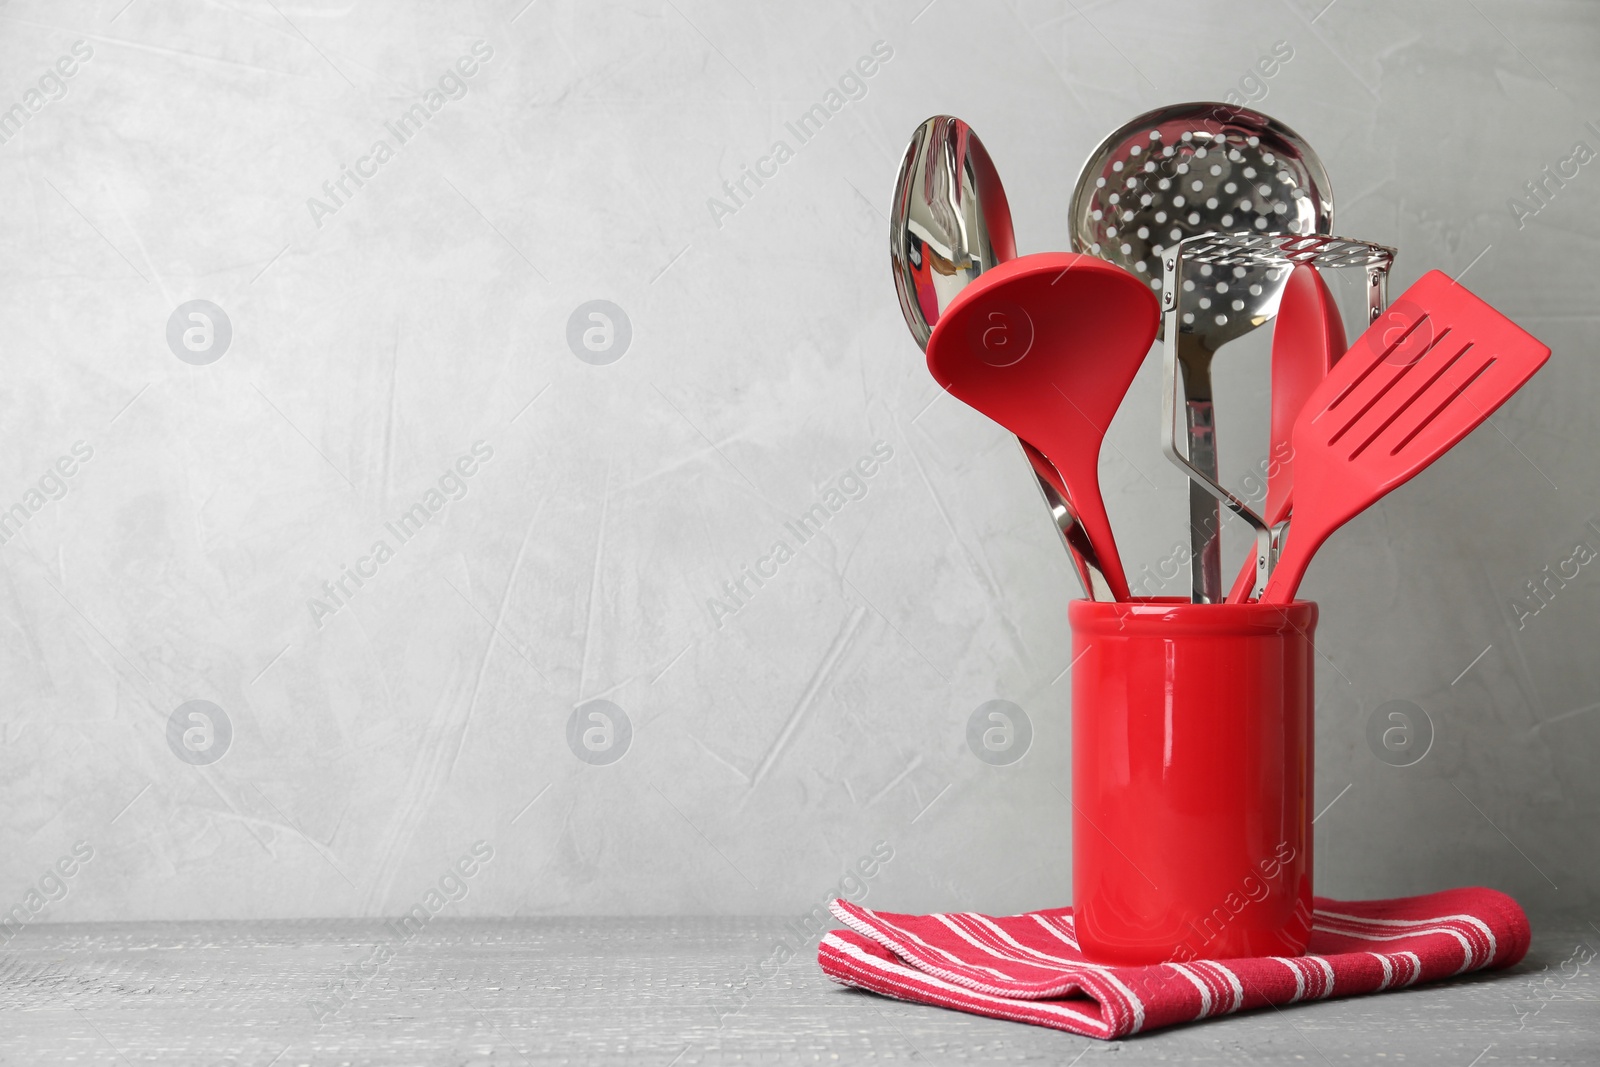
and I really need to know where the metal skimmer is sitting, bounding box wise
[1071,102,1334,602]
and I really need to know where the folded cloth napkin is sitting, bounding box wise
[818,888,1529,1038]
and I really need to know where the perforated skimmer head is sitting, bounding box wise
[1070,102,1333,350]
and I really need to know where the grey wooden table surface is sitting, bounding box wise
[0,917,1594,1065]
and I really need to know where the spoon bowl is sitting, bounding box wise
[891,116,1015,349]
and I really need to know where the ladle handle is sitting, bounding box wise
[1020,441,1115,601]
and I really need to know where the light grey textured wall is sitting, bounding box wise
[0,0,1594,926]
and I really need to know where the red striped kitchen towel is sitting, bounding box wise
[818,888,1529,1038]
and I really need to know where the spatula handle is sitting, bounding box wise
[1259,527,1322,604]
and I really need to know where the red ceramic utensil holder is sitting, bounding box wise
[1070,598,1317,965]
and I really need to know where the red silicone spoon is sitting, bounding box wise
[1259,270,1550,604]
[1228,264,1347,602]
[926,252,1160,601]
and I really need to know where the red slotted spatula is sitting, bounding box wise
[1227,263,1347,602]
[1259,270,1550,604]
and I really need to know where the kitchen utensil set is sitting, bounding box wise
[892,105,1548,606]
[882,104,1550,974]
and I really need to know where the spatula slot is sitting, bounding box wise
[1346,339,1472,461]
[1327,325,1455,449]
[1388,356,1498,458]
[1325,313,1435,415]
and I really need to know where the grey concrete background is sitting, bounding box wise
[0,0,1594,928]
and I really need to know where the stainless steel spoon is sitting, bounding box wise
[1070,103,1333,602]
[891,115,1114,600]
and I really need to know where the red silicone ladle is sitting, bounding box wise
[926,252,1160,601]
